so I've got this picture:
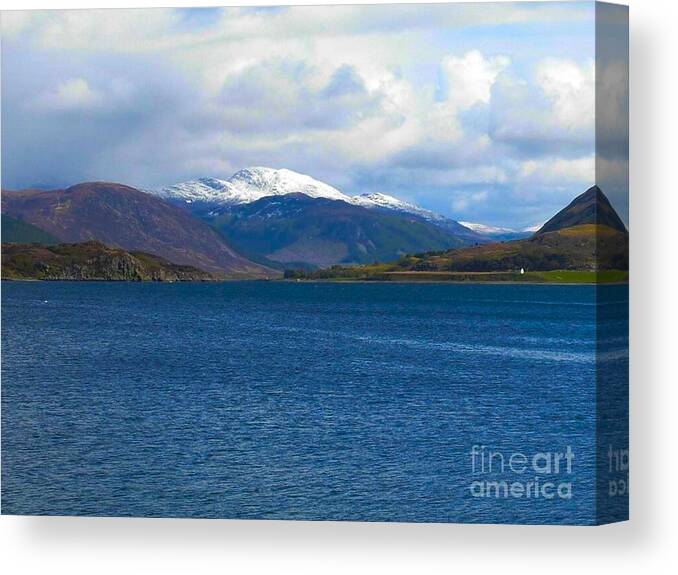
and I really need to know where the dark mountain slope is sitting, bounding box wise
[1,214,59,245]
[208,193,475,268]
[536,185,627,235]
[1,183,277,277]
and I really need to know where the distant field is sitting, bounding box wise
[384,270,628,283]
[527,270,629,283]
[286,267,628,284]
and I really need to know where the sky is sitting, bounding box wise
[0,2,628,229]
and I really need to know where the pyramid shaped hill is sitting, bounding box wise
[535,186,627,236]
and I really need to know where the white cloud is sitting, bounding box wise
[452,190,489,213]
[0,10,34,38]
[34,78,103,111]
[1,4,605,227]
[442,50,510,110]
[535,58,595,131]
[9,9,183,52]
[3,4,592,52]
[518,155,595,185]
[486,57,595,158]
[30,77,136,114]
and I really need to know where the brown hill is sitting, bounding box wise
[401,224,628,272]
[1,183,277,278]
[288,187,629,280]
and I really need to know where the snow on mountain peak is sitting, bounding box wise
[459,221,517,235]
[196,177,231,190]
[150,167,351,206]
[350,192,443,221]
[228,167,350,202]
[352,192,413,209]
[145,169,539,241]
[149,177,231,204]
[150,167,453,224]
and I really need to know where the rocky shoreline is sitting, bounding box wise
[1,242,218,282]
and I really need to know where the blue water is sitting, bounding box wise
[1,282,628,524]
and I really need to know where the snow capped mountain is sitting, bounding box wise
[351,192,443,221]
[231,167,350,202]
[151,177,232,204]
[147,168,491,251]
[459,222,518,235]
[150,168,445,219]
[149,167,482,238]
[459,221,539,240]
[150,167,351,207]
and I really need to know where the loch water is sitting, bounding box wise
[1,281,628,524]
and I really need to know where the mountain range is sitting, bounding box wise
[150,167,449,220]
[145,166,487,268]
[2,171,488,274]
[1,182,276,278]
[415,185,629,272]
[288,186,629,281]
[1,168,627,281]
[208,193,475,269]
[458,221,533,241]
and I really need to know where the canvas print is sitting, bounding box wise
[1,2,628,525]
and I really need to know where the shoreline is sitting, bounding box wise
[2,277,629,286]
[282,279,628,286]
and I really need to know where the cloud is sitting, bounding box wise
[2,4,592,51]
[34,78,103,111]
[518,156,595,185]
[452,190,489,213]
[535,58,595,130]
[215,60,383,133]
[486,58,595,158]
[0,9,182,51]
[0,4,607,228]
[442,50,510,110]
[596,59,629,161]
[30,77,134,113]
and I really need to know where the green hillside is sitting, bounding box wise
[1,214,60,245]
[209,193,471,268]
[285,186,629,283]
[286,224,628,283]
